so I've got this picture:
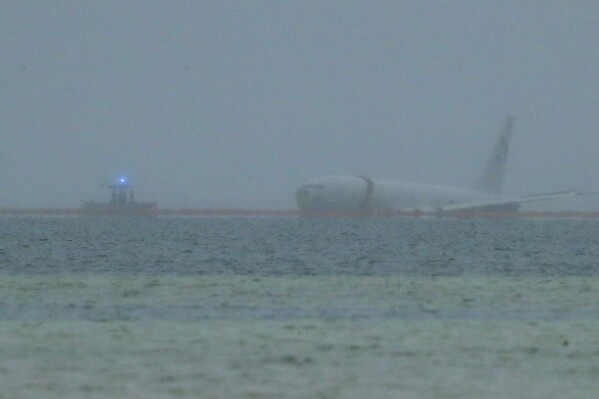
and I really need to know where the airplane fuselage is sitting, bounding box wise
[296,175,502,212]
[295,119,579,213]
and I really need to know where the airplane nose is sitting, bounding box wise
[296,187,312,210]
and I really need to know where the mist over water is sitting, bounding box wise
[1,216,598,398]
[1,2,599,210]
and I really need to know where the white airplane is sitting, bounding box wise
[296,118,580,213]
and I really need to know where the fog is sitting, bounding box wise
[1,1,598,210]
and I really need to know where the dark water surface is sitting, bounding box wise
[0,216,598,398]
[2,216,598,276]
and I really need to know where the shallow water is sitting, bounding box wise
[0,216,598,398]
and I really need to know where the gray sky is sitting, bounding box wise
[1,0,598,210]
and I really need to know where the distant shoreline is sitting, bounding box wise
[2,208,599,219]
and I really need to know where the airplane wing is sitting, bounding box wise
[433,190,581,213]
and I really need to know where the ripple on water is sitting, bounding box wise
[0,216,598,398]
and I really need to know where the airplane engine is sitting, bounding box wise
[355,176,374,211]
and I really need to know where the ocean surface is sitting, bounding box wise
[0,216,597,398]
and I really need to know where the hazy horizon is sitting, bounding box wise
[2,1,598,210]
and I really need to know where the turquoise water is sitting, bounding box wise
[0,216,598,398]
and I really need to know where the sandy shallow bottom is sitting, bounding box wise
[0,276,597,399]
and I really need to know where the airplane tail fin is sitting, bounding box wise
[474,117,516,194]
